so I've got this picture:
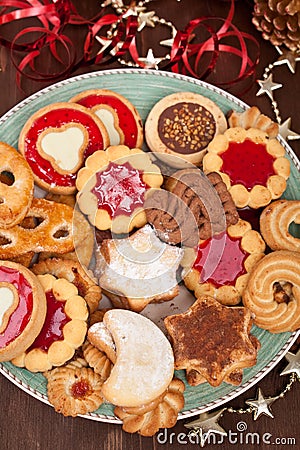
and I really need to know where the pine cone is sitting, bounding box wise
[253,0,300,50]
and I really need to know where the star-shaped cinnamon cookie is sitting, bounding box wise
[164,295,260,387]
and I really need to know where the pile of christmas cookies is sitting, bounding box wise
[0,87,299,436]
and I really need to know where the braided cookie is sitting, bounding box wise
[0,142,34,228]
[242,250,300,333]
[260,199,300,252]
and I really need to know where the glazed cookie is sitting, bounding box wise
[0,142,34,229]
[260,199,300,252]
[70,89,143,148]
[12,274,88,372]
[242,250,300,333]
[145,92,227,168]
[0,260,47,362]
[76,145,163,234]
[183,218,266,305]
[202,127,290,208]
[18,102,109,194]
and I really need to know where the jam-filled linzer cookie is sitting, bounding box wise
[70,89,143,149]
[202,127,290,209]
[18,102,109,195]
[183,218,266,306]
[12,273,88,372]
[145,92,227,168]
[76,145,163,234]
[0,260,47,362]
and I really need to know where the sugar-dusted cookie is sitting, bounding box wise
[183,218,266,305]
[76,145,163,234]
[70,89,143,148]
[242,250,300,333]
[145,92,227,168]
[95,224,183,312]
[0,142,34,229]
[202,127,290,208]
[100,309,174,408]
[12,274,88,372]
[0,260,46,362]
[18,102,109,194]
[164,295,260,387]
[260,199,300,252]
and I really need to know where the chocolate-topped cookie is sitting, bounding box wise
[145,92,227,168]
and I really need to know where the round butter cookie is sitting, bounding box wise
[70,89,143,148]
[76,145,163,234]
[145,92,227,168]
[183,218,266,305]
[18,102,109,195]
[202,127,290,209]
[12,273,88,372]
[0,260,47,362]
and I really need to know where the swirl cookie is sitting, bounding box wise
[260,199,300,252]
[76,145,163,234]
[242,250,300,333]
[0,142,34,229]
[145,92,227,168]
[183,219,266,305]
[12,274,88,372]
[70,89,143,148]
[0,261,47,362]
[202,127,290,208]
[18,102,109,194]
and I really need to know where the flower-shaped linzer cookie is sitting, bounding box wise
[12,274,88,372]
[182,218,266,306]
[202,127,290,209]
[76,145,163,234]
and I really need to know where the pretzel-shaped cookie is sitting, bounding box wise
[242,250,300,333]
[0,142,34,228]
[0,198,74,259]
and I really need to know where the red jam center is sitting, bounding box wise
[77,94,139,148]
[193,231,249,287]
[24,108,105,187]
[71,380,91,399]
[29,290,69,352]
[91,161,147,217]
[221,139,275,190]
[0,267,33,348]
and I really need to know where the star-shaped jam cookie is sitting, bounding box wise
[164,295,260,387]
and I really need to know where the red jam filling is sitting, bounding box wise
[220,139,275,190]
[23,108,106,187]
[76,94,139,148]
[0,267,33,348]
[193,231,249,287]
[91,161,147,217]
[29,290,70,352]
[71,380,91,399]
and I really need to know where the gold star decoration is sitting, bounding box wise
[95,36,124,56]
[280,349,300,379]
[256,73,282,100]
[245,388,278,420]
[137,48,164,69]
[278,117,300,141]
[184,408,227,447]
[137,10,158,31]
[274,46,300,74]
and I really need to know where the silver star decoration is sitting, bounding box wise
[184,408,227,447]
[95,36,124,56]
[245,388,278,420]
[280,349,300,379]
[137,48,164,69]
[278,117,300,141]
[137,11,157,31]
[256,73,282,100]
[274,46,300,74]
[160,25,177,48]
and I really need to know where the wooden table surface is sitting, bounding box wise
[0,1,299,449]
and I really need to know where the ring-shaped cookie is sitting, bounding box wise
[0,142,34,228]
[202,127,290,209]
[242,250,300,333]
[260,199,300,252]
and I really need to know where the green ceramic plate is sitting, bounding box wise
[0,69,299,423]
